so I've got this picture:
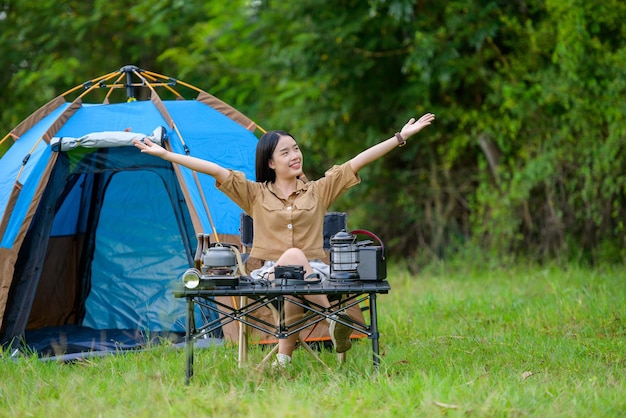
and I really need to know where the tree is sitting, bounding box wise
[0,0,210,135]
[165,0,626,264]
[3,0,625,264]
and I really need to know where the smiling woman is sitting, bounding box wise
[133,112,435,365]
[255,130,302,186]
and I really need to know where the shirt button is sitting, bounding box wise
[287,224,293,229]
[286,206,292,211]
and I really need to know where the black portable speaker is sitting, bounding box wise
[351,230,387,281]
[357,246,387,281]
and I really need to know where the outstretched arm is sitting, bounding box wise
[133,138,231,184]
[349,113,435,173]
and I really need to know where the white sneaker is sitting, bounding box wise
[271,353,291,368]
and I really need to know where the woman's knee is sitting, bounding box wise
[277,248,308,265]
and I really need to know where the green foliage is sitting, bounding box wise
[470,0,626,263]
[0,0,209,129]
[1,0,624,264]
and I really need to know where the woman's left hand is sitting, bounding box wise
[400,113,436,139]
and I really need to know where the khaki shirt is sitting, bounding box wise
[217,162,360,261]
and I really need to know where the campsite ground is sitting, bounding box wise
[2,262,625,417]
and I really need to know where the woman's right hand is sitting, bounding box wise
[133,137,167,158]
[134,135,230,182]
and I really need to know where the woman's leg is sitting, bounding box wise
[273,248,330,358]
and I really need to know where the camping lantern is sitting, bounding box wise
[329,230,360,282]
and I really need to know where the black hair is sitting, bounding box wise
[255,130,293,183]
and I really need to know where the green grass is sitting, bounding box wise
[2,263,625,417]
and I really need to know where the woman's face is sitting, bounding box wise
[268,134,303,180]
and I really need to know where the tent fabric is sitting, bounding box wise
[22,325,222,361]
[0,67,259,359]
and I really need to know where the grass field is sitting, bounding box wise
[2,263,625,417]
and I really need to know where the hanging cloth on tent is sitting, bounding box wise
[50,126,166,152]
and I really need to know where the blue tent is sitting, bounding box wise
[0,66,259,358]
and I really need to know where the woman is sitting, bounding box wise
[133,112,435,366]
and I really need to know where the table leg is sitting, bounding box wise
[185,296,194,385]
[277,294,287,339]
[369,293,381,370]
[238,296,248,367]
[336,294,347,365]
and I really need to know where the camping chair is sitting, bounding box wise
[237,212,353,367]
[238,212,347,264]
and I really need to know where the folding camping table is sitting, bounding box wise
[174,280,391,384]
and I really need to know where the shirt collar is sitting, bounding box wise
[266,178,308,199]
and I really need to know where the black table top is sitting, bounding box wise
[174,279,390,298]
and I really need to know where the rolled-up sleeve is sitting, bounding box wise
[216,170,257,214]
[315,162,361,208]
